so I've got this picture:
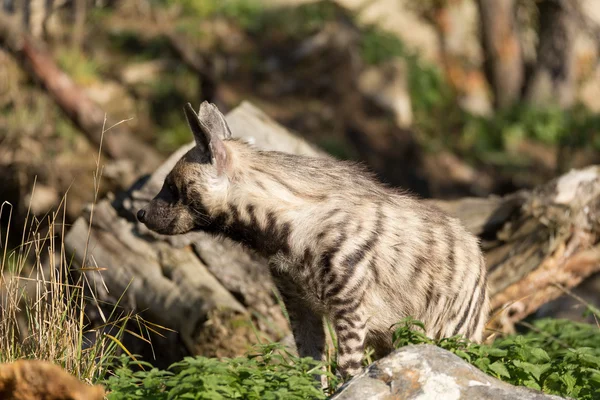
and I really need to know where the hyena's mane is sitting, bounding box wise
[225,140,406,205]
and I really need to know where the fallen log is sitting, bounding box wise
[430,168,600,333]
[65,101,600,365]
[0,13,162,173]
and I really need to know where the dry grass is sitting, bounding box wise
[0,118,138,384]
[0,190,124,384]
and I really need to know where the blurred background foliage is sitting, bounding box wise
[2,0,600,217]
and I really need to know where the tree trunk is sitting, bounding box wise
[476,0,524,109]
[525,0,576,108]
[71,0,86,49]
[25,0,46,38]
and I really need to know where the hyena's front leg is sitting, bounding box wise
[331,303,368,379]
[271,270,326,363]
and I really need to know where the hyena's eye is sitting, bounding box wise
[166,181,179,201]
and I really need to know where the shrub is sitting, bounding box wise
[101,316,600,399]
[104,343,335,399]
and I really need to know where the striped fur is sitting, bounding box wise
[138,102,490,379]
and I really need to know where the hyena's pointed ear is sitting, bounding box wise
[197,101,233,140]
[184,102,230,175]
[184,103,211,155]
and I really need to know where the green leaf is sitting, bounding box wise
[529,348,551,362]
[522,378,541,391]
[489,361,511,379]
[454,350,471,362]
[560,373,577,393]
[486,348,508,358]
[473,357,490,371]
[590,370,600,384]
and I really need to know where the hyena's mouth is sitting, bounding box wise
[144,223,189,236]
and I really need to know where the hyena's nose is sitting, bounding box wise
[136,209,146,223]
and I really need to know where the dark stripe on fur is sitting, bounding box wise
[452,268,481,336]
[445,223,456,289]
[331,290,367,320]
[319,229,349,300]
[326,207,383,299]
[338,331,362,342]
[467,263,488,337]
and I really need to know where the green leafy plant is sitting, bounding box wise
[151,0,264,31]
[105,343,337,399]
[102,316,599,399]
[460,103,600,152]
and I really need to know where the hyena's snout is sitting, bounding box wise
[136,204,159,228]
[136,204,163,231]
[135,199,196,235]
[136,204,162,228]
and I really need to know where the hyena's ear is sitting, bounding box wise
[197,101,233,140]
[184,102,230,175]
[184,103,210,154]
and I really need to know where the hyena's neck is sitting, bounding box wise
[205,142,308,258]
[209,201,294,258]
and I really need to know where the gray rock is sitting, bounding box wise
[331,345,565,400]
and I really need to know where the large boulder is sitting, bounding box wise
[331,345,565,400]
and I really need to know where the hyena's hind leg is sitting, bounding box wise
[271,270,327,363]
[330,303,368,379]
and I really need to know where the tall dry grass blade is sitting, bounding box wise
[0,115,154,385]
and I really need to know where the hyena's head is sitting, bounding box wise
[136,102,232,235]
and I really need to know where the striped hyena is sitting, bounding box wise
[137,102,489,379]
